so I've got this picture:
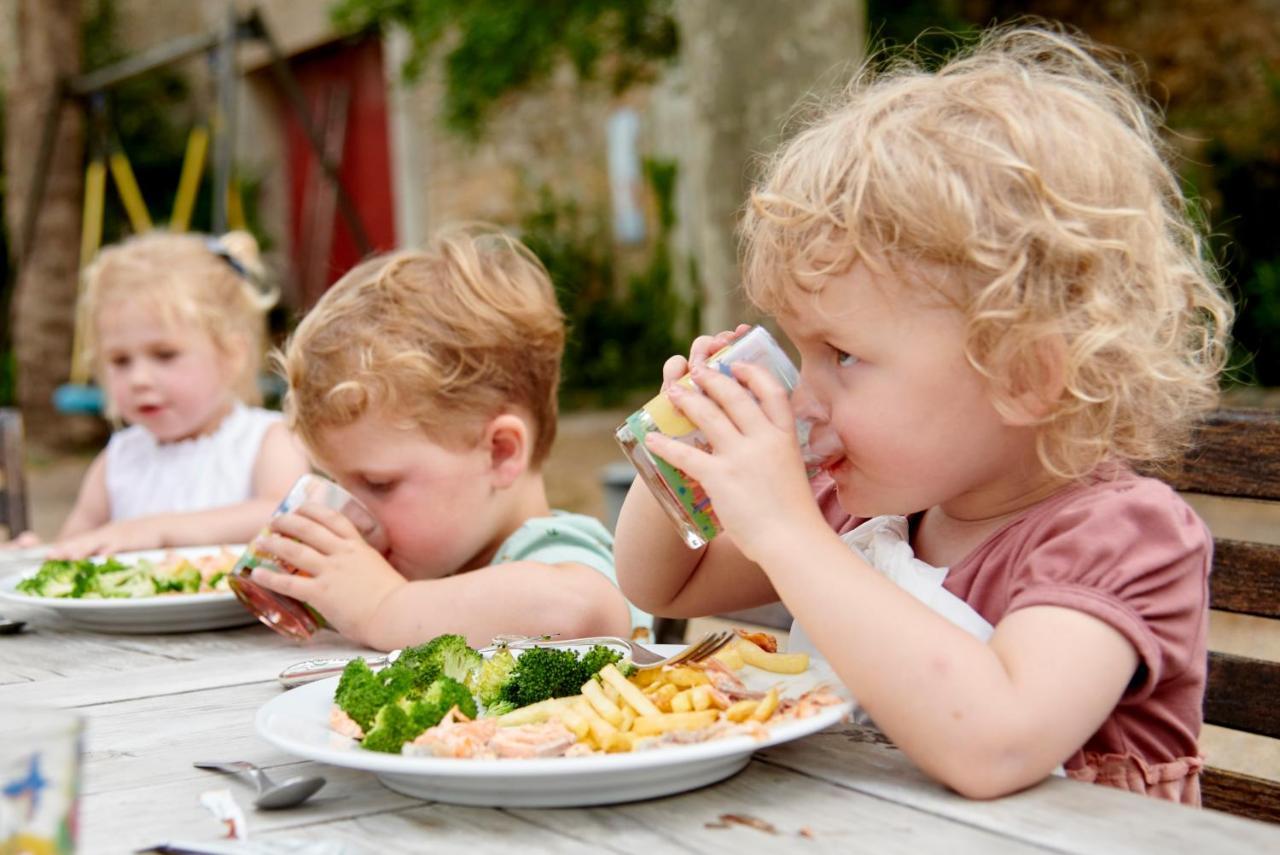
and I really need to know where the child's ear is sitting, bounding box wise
[1000,335,1067,427]
[483,413,531,488]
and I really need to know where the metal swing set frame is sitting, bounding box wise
[15,5,373,409]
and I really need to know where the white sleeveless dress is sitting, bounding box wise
[104,404,282,521]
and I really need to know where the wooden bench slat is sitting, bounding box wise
[1160,408,1280,500]
[1210,539,1280,619]
[1204,652,1280,740]
[1202,767,1280,824]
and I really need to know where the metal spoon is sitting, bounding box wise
[0,616,26,635]
[193,760,325,809]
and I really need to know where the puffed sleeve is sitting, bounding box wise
[1004,477,1211,703]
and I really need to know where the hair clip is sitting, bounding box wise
[205,236,251,281]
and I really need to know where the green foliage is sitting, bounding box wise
[522,159,699,407]
[330,0,677,138]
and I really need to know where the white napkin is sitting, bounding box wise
[790,514,993,652]
[789,515,994,725]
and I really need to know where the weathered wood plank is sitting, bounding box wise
[0,638,367,706]
[1161,408,1280,500]
[1204,652,1280,740]
[1201,768,1280,826]
[757,726,1280,854]
[1209,539,1280,619]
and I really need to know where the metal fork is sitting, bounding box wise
[276,629,737,688]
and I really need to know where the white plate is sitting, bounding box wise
[0,545,257,633]
[256,645,852,807]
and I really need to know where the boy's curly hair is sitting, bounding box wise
[280,225,565,465]
[741,24,1234,479]
[81,230,275,407]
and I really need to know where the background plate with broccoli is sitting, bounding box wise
[0,545,258,633]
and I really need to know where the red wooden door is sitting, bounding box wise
[277,35,397,308]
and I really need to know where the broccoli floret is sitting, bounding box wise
[335,659,392,731]
[391,634,484,694]
[424,634,484,683]
[467,649,517,707]
[17,559,93,598]
[402,676,478,732]
[360,703,416,753]
[389,641,443,690]
[577,645,625,684]
[500,647,585,708]
[482,699,517,718]
[93,560,155,598]
[152,560,202,594]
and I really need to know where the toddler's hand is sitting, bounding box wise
[248,502,403,647]
[1,531,42,550]
[49,519,165,560]
[647,361,826,563]
[660,324,753,392]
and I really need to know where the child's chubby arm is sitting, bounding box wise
[659,362,1140,799]
[250,503,633,651]
[50,422,310,559]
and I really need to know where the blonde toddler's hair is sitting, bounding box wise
[280,225,566,465]
[741,25,1234,478]
[82,230,276,405]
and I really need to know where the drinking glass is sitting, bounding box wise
[0,707,82,855]
[229,474,387,640]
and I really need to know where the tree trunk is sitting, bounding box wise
[3,0,101,450]
[672,0,864,331]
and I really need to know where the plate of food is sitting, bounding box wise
[0,545,257,633]
[256,632,851,807]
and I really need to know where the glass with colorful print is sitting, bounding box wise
[1,707,82,854]
[615,325,824,548]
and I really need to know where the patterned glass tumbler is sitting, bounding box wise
[0,707,82,854]
[615,325,824,549]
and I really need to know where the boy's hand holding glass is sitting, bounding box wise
[648,361,828,563]
[230,474,392,642]
[248,500,403,647]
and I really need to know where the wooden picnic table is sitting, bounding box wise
[1,599,1276,854]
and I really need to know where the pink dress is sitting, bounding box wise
[816,464,1209,804]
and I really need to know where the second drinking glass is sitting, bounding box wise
[229,474,387,641]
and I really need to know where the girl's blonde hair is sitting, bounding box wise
[279,225,565,465]
[81,230,277,406]
[741,24,1234,478]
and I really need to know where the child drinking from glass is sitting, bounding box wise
[614,26,1233,804]
[245,226,641,650]
[15,231,310,557]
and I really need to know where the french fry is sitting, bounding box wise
[648,683,678,712]
[690,685,712,712]
[620,706,636,733]
[631,710,719,736]
[574,700,617,747]
[555,703,591,741]
[582,678,625,726]
[661,666,710,687]
[630,668,663,688]
[604,732,638,753]
[725,699,759,722]
[599,664,662,717]
[670,688,694,713]
[600,679,622,704]
[736,640,809,674]
[496,695,576,726]
[713,646,745,670]
[751,687,780,721]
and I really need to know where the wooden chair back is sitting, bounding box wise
[0,409,28,537]
[1158,407,1280,823]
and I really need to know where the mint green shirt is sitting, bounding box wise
[489,511,652,633]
